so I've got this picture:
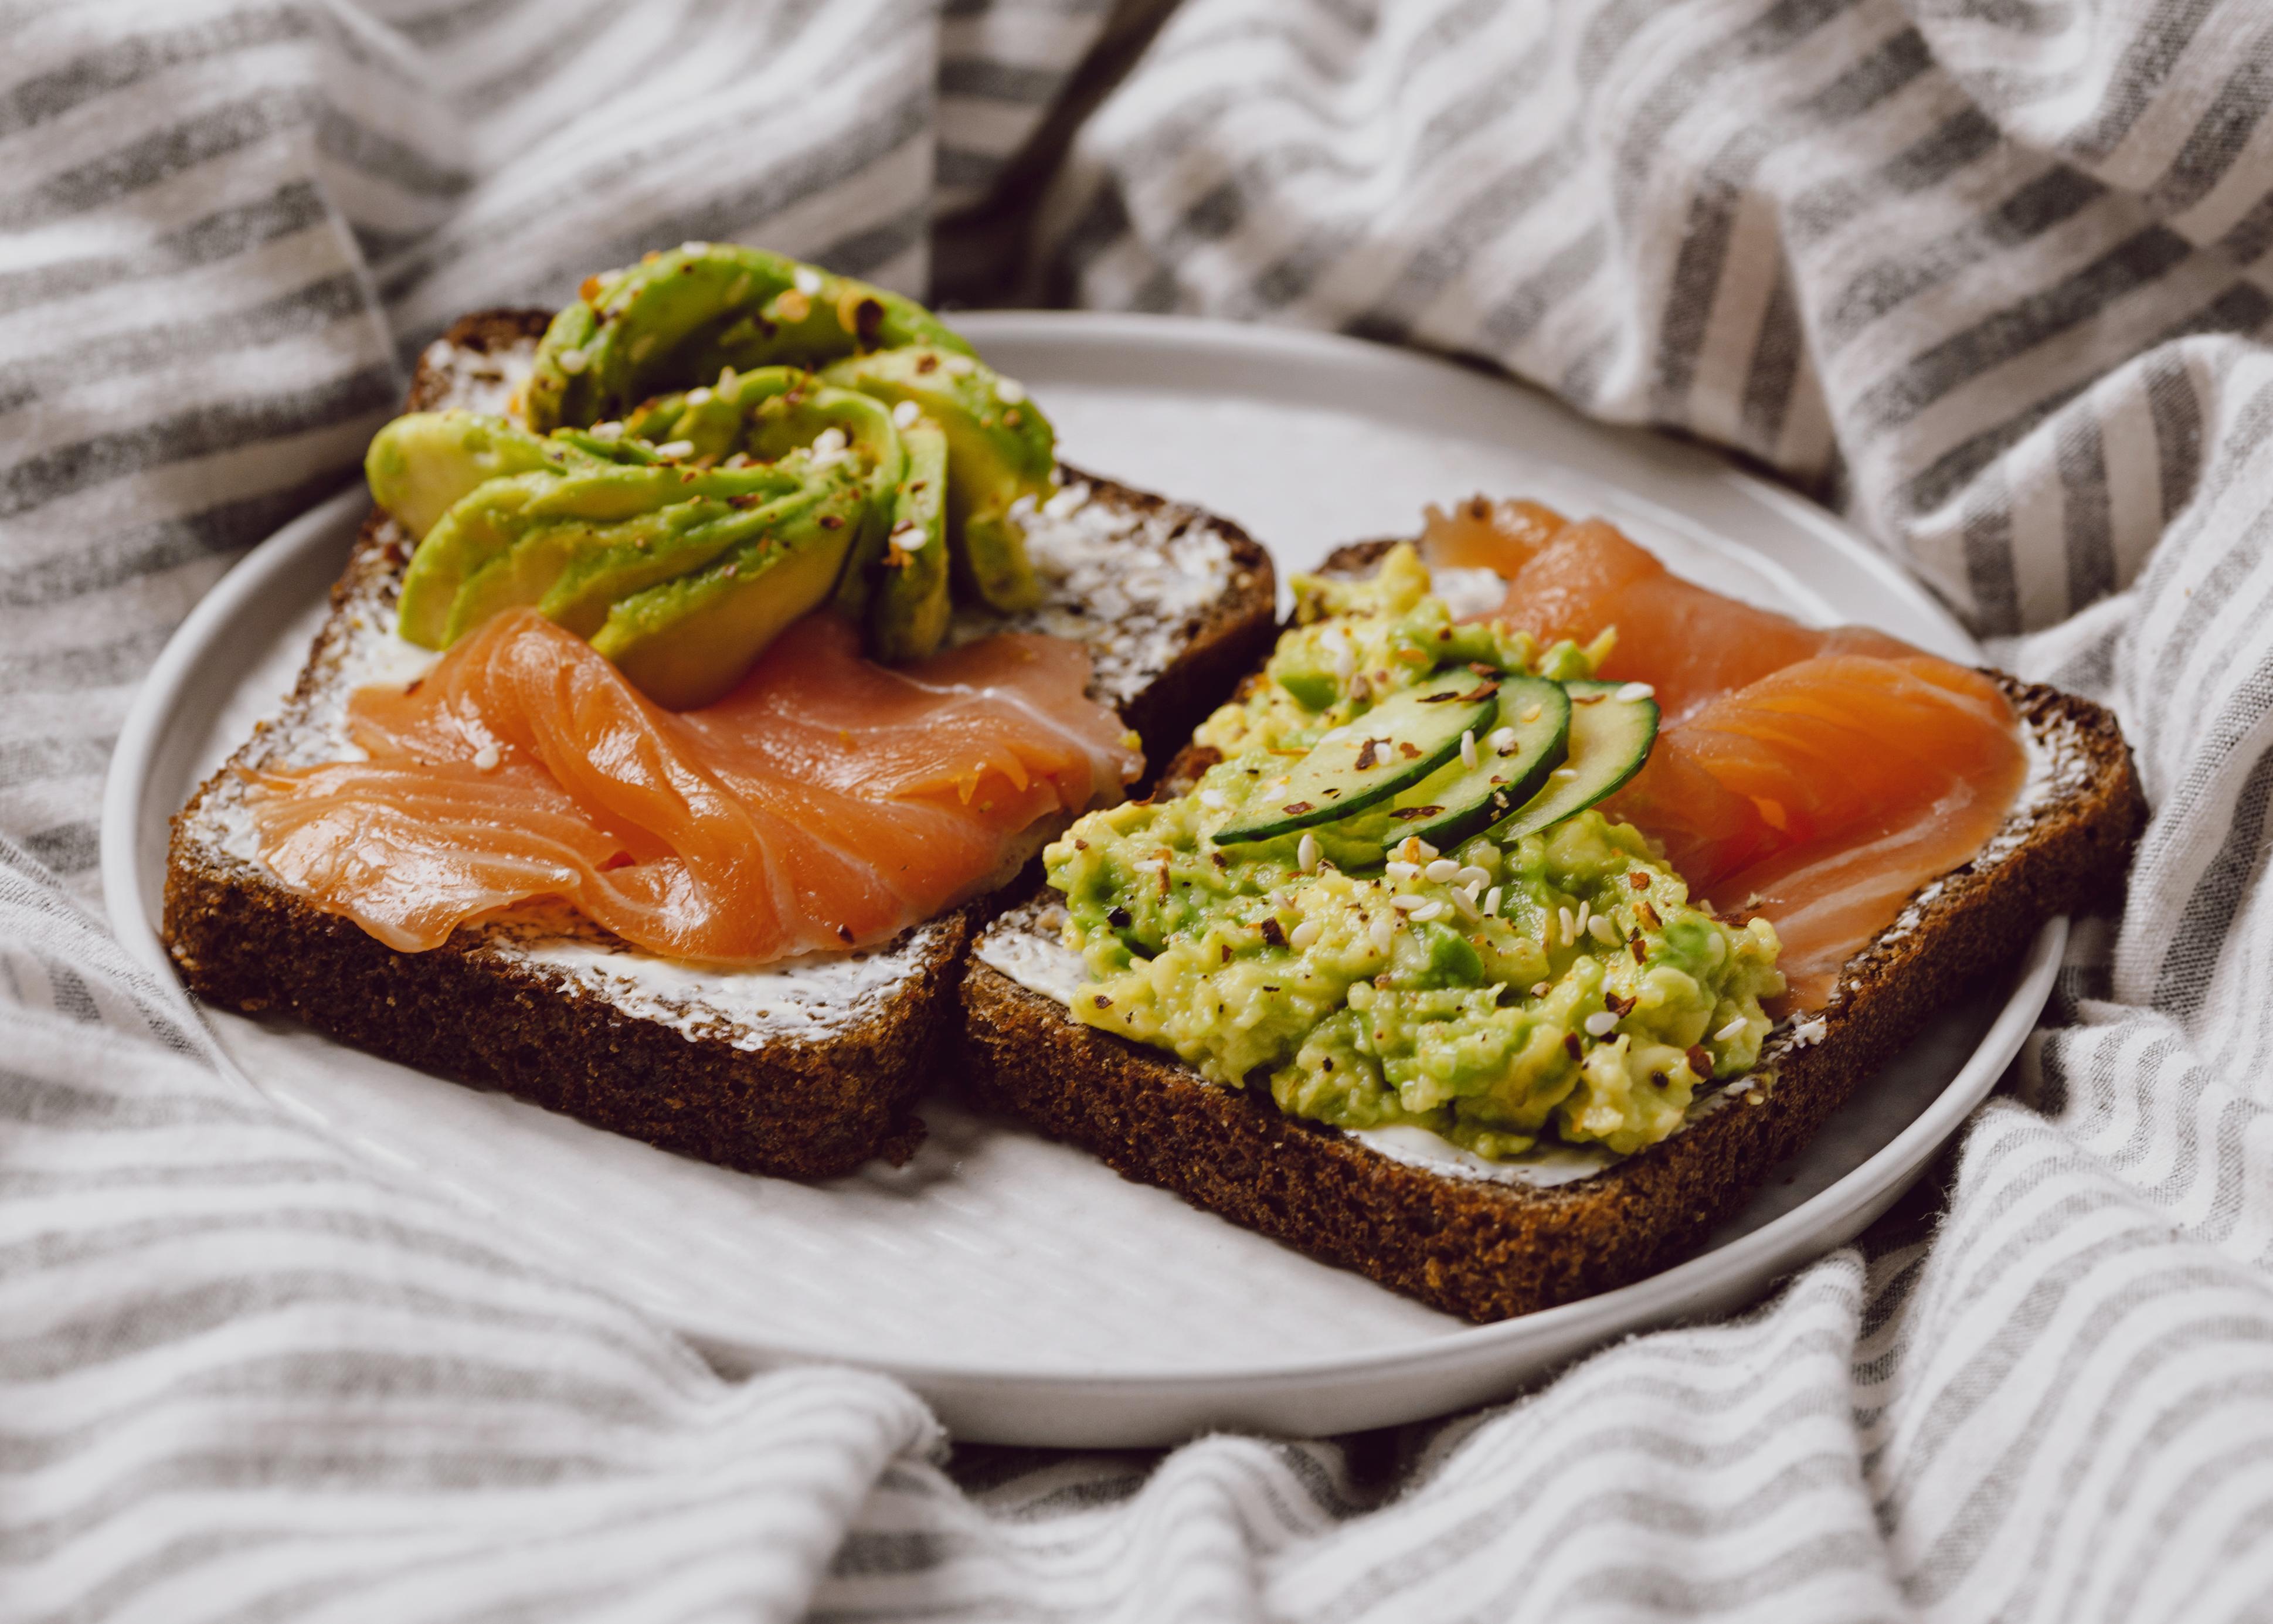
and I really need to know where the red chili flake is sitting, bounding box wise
[1354,739,1381,771]
[1073,838,1088,850]
[1389,805,1444,820]
[1211,851,1228,869]
[1628,872,1649,890]
[819,514,844,529]
[1004,407,1022,427]
[1629,932,1646,963]
[916,353,939,373]
[1094,994,1113,1008]
[1687,1044,1713,1077]
[1469,662,1499,677]
[1605,991,1635,1017]
[1221,944,1232,963]
[1399,742,1421,760]
[1455,681,1500,702]
[1564,1032,1584,1062]
[1260,918,1286,946]
[1637,900,1663,930]
[1283,800,1314,814]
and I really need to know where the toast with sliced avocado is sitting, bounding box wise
[959,536,2144,1321]
[165,303,1274,1178]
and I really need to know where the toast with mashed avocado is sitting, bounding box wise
[960,538,2144,1321]
[165,297,1274,1178]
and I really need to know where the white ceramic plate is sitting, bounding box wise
[103,313,2060,1448]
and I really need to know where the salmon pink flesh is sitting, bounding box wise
[246,610,1140,966]
[1421,498,2027,1009]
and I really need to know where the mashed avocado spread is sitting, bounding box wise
[1042,545,1785,1161]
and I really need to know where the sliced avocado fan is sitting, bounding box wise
[371,243,1061,707]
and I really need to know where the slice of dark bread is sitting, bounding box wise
[164,308,1275,1178]
[959,537,2145,1321]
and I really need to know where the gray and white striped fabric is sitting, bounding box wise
[6,0,2273,1618]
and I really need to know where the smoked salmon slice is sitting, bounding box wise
[1423,500,2027,1008]
[246,609,1139,965]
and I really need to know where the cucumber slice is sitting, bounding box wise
[1397,676,1571,849]
[1484,679,1659,843]
[1213,669,1504,845]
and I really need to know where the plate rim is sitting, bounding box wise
[100,311,2058,1416]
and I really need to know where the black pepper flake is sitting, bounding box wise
[819,514,844,529]
[1211,851,1228,869]
[1650,1071,1669,1089]
[1262,985,1280,993]
[1094,994,1112,1008]
[1260,918,1286,947]
[853,296,884,345]
[1564,1032,1584,1062]
[1106,906,1131,929]
[836,924,854,943]
[916,352,938,372]
[1389,805,1445,820]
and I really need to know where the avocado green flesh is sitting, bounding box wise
[1214,672,1504,844]
[1397,675,1572,850]
[1042,549,1785,1162]
[366,412,564,541]
[863,416,952,662]
[524,244,971,434]
[590,472,863,711]
[820,347,1053,613]
[1483,680,1660,845]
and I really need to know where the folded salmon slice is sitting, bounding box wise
[247,610,1140,965]
[1423,500,2027,1008]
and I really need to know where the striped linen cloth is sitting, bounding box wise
[5,0,2272,1618]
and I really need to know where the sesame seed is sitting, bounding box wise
[1370,916,1395,952]
[1588,915,1620,945]
[590,421,623,441]
[1552,767,1577,780]
[793,266,824,295]
[1489,727,1517,754]
[1385,861,1419,881]
[997,376,1027,403]
[1449,889,1479,921]
[811,427,848,457]
[1412,838,1439,861]
[1714,1017,1747,1042]
[1290,919,1321,950]
[1484,885,1504,917]
[685,386,712,406]
[1299,832,1320,872]
[1460,729,1477,769]
[1574,900,1591,936]
[1531,981,1551,997]
[1519,702,1543,725]
[655,439,694,458]
[1392,895,1429,913]
[1616,682,1656,702]
[557,347,588,375]
[1584,1010,1619,1038]
[1411,900,1448,923]
[472,743,501,772]
[1425,858,1460,883]
[1198,789,1226,808]
[892,399,920,429]
[1745,1090,1765,1106]
[1456,865,1490,888]
[1558,905,1576,945]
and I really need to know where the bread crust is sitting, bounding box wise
[163,308,1276,1178]
[959,543,2146,1321]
